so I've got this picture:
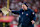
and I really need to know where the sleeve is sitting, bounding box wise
[31,10,36,21]
[11,9,22,15]
[12,10,20,14]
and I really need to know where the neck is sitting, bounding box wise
[24,8,27,11]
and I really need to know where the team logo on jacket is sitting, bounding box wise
[22,12,23,14]
[32,12,34,15]
[26,14,28,16]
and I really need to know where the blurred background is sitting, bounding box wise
[0,0,40,27]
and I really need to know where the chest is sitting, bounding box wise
[20,11,31,17]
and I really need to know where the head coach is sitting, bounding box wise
[8,3,36,27]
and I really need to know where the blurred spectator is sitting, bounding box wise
[0,10,3,17]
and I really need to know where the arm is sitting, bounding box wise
[12,10,20,15]
[11,9,23,15]
[8,9,23,15]
[31,10,36,24]
[31,11,36,21]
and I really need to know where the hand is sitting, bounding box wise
[31,20,35,24]
[7,9,11,12]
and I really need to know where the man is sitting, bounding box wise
[8,3,36,27]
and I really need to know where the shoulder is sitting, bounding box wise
[28,8,35,15]
[20,9,23,11]
[28,8,34,12]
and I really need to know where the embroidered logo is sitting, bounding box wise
[26,14,28,16]
[22,12,23,14]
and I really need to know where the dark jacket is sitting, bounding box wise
[12,8,36,27]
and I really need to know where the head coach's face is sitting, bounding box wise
[22,4,28,10]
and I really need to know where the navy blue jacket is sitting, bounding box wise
[12,8,36,27]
